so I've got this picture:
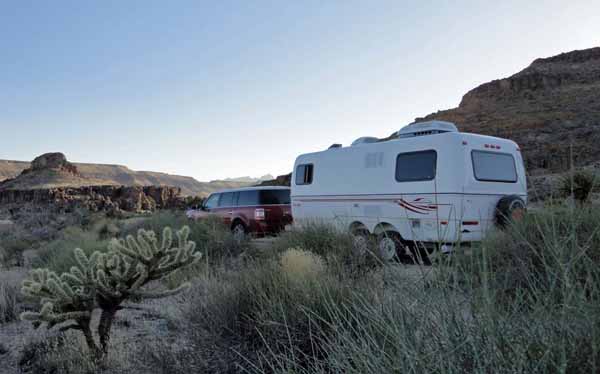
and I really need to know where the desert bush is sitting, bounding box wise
[124,211,246,259]
[236,205,600,373]
[21,225,202,361]
[18,334,96,374]
[34,226,111,274]
[179,250,376,373]
[559,170,598,203]
[264,221,381,274]
[254,279,600,374]
[0,231,32,267]
[0,279,19,323]
[454,205,600,304]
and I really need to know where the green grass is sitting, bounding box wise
[18,205,600,373]
[33,225,110,274]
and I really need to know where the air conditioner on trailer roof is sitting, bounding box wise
[351,137,380,146]
[397,120,458,138]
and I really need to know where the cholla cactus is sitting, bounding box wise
[21,226,202,359]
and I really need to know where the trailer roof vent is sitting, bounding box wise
[351,137,380,146]
[397,120,458,138]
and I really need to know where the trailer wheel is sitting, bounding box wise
[404,241,432,266]
[377,231,403,261]
[495,195,526,228]
[351,229,370,257]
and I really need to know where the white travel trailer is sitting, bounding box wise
[291,121,527,260]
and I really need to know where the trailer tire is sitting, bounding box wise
[351,228,370,257]
[495,195,526,228]
[377,231,403,261]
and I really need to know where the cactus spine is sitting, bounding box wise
[21,226,202,359]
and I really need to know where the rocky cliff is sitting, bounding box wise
[0,185,183,214]
[0,153,184,214]
[416,47,600,175]
[0,156,258,196]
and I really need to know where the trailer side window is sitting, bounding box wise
[296,164,314,185]
[395,150,437,182]
[472,151,517,183]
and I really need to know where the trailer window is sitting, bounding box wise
[395,150,437,182]
[296,164,313,185]
[472,151,517,183]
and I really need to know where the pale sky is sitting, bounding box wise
[1,0,598,181]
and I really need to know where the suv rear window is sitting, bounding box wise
[395,150,437,182]
[238,190,259,206]
[296,164,313,185]
[260,189,290,205]
[472,151,517,183]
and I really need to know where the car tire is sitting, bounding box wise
[231,222,247,242]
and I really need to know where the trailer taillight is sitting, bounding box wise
[254,208,265,220]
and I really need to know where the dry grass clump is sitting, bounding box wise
[453,205,600,303]
[0,270,25,324]
[0,281,19,324]
[8,207,600,373]
[280,247,326,283]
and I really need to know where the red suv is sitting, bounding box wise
[187,187,292,238]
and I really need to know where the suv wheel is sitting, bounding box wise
[232,222,247,242]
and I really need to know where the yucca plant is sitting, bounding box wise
[560,170,597,203]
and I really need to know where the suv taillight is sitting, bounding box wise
[254,208,265,220]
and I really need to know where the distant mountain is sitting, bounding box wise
[0,154,263,196]
[413,47,600,175]
[260,47,600,194]
[221,174,274,183]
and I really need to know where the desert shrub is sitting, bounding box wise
[264,221,381,274]
[0,231,32,267]
[21,226,202,361]
[270,222,354,258]
[238,205,600,373]
[180,251,376,373]
[18,334,96,374]
[454,205,600,304]
[559,170,598,203]
[0,279,19,323]
[254,277,600,374]
[34,226,110,274]
[123,211,248,266]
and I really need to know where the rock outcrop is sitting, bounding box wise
[0,153,184,214]
[0,185,183,214]
[25,153,79,176]
[415,47,600,175]
[0,153,265,196]
[256,173,292,187]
